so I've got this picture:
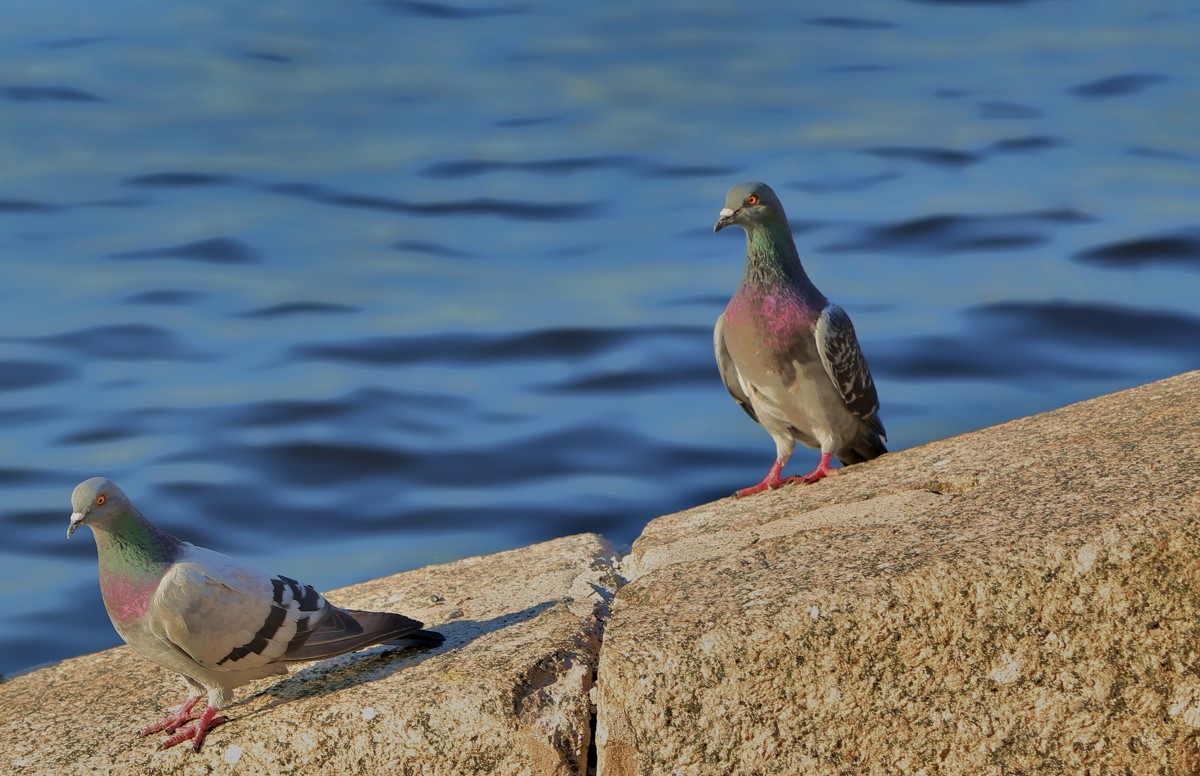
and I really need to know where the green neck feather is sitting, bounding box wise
[94,508,181,581]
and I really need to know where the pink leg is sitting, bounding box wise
[158,705,227,752]
[734,452,835,498]
[734,459,787,498]
[795,451,835,484]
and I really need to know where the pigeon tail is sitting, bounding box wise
[836,428,888,466]
[282,607,434,661]
[385,628,446,649]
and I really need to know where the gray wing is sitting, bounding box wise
[152,545,335,674]
[154,544,431,673]
[714,312,759,424]
[814,304,886,438]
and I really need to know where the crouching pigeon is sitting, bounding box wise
[713,181,886,497]
[66,477,444,751]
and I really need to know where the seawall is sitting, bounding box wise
[2,371,1197,774]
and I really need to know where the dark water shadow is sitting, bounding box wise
[37,35,114,49]
[862,146,980,168]
[20,324,213,361]
[238,601,556,714]
[391,239,476,259]
[976,101,1042,119]
[806,16,897,29]
[0,198,60,213]
[237,302,360,319]
[1068,73,1167,99]
[374,0,531,19]
[903,0,1048,5]
[0,85,102,102]
[107,237,260,264]
[418,155,737,180]
[821,208,1092,256]
[243,51,292,64]
[121,289,208,306]
[987,135,1065,154]
[289,324,706,367]
[789,172,901,194]
[870,299,1200,386]
[0,360,76,391]
[1073,228,1200,271]
[263,181,604,222]
[123,172,242,188]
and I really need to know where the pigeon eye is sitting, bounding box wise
[745,194,760,206]
[96,494,107,506]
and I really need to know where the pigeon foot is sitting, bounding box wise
[796,452,835,484]
[140,696,205,736]
[158,705,226,752]
[734,460,790,498]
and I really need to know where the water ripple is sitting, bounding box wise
[238,302,360,319]
[987,135,1066,154]
[790,172,901,193]
[0,198,59,214]
[28,324,212,361]
[976,101,1043,120]
[107,237,261,264]
[822,208,1092,256]
[419,155,738,180]
[264,182,603,221]
[1073,229,1200,271]
[535,363,713,395]
[375,0,531,19]
[806,16,898,29]
[0,85,102,103]
[390,239,475,259]
[872,299,1200,384]
[121,290,207,306]
[36,35,113,49]
[292,325,706,367]
[1068,73,1168,99]
[862,146,980,168]
[123,172,242,188]
[0,360,77,392]
[970,300,1200,351]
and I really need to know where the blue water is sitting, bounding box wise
[2,0,1198,677]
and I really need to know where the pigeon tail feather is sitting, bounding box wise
[281,607,433,661]
[836,427,888,465]
[385,628,446,649]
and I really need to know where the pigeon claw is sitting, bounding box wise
[140,696,204,737]
[733,460,790,498]
[157,705,226,752]
[734,453,836,497]
[796,451,836,485]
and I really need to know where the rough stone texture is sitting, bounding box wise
[596,371,1200,775]
[1,533,617,776]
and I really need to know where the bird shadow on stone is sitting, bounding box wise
[234,600,557,717]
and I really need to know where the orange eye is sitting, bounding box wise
[96,494,107,506]
[746,194,759,206]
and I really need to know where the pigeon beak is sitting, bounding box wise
[713,207,737,233]
[67,511,85,539]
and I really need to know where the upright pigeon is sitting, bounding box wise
[713,181,886,497]
[66,477,444,752]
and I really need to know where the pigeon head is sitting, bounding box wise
[713,181,788,234]
[68,477,134,539]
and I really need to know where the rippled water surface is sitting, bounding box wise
[2,1,1198,675]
